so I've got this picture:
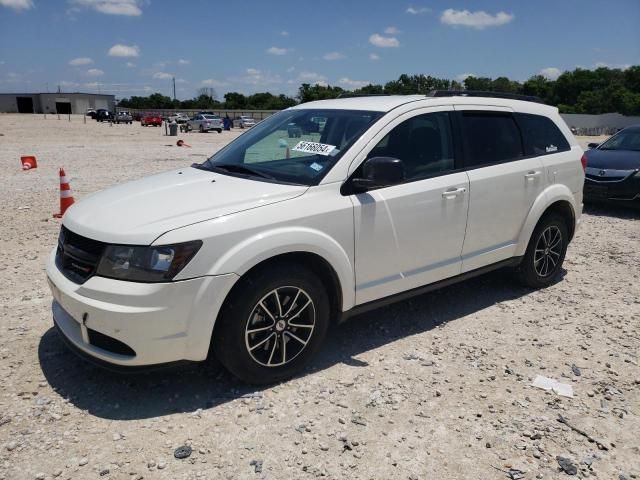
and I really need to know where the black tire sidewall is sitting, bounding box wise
[213,264,330,384]
[519,214,568,288]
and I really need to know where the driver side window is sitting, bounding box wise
[367,111,455,182]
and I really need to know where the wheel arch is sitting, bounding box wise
[515,185,578,257]
[202,227,355,313]
[207,249,346,362]
[221,250,343,322]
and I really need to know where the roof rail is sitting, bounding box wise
[336,93,391,99]
[427,90,545,104]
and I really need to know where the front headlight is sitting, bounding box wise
[96,241,202,282]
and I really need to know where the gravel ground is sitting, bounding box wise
[0,115,638,480]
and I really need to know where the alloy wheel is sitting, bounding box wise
[533,225,562,277]
[244,286,316,367]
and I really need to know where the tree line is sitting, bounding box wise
[118,66,640,115]
[118,88,297,111]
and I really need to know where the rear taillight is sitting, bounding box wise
[580,153,587,171]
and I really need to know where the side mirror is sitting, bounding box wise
[587,142,600,149]
[351,157,405,193]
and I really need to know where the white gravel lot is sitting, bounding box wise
[0,115,638,480]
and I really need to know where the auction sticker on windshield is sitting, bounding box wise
[292,141,336,156]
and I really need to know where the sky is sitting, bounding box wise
[0,0,639,100]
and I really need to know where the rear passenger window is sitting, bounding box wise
[460,112,524,167]
[516,113,570,156]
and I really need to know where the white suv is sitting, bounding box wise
[47,92,585,384]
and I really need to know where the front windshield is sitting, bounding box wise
[197,109,383,185]
[599,129,640,151]
[203,115,219,120]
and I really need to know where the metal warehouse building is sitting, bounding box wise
[0,92,115,114]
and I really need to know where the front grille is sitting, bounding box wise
[585,173,626,183]
[87,328,136,357]
[55,226,105,284]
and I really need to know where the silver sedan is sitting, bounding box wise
[187,114,223,133]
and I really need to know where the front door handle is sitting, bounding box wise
[442,187,467,199]
[525,170,542,180]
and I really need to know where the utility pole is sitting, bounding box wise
[172,77,176,100]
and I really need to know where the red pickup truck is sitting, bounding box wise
[141,114,162,127]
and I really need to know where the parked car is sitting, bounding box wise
[47,92,584,384]
[168,113,189,124]
[141,114,162,127]
[236,115,257,129]
[115,111,133,124]
[96,109,114,122]
[187,114,223,133]
[583,124,640,207]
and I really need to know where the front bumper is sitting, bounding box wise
[583,171,640,205]
[46,248,238,367]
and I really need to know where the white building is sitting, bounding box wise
[0,92,115,114]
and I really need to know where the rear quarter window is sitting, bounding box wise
[515,113,570,156]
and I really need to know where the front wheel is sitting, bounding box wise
[213,264,330,384]
[516,214,568,288]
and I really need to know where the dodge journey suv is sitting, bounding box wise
[47,91,585,384]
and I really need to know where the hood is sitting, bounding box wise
[63,167,308,245]
[584,149,640,170]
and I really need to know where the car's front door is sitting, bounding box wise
[348,107,470,305]
[454,107,546,272]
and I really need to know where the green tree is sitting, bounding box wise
[522,75,553,102]
[297,84,344,103]
[223,92,248,109]
[463,76,493,91]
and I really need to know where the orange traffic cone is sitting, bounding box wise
[53,168,75,218]
[21,155,38,170]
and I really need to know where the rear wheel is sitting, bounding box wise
[213,263,330,384]
[199,125,205,133]
[517,214,568,288]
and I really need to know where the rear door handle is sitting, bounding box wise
[442,187,467,199]
[525,171,542,179]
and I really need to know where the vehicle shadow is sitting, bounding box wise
[583,202,640,220]
[38,268,536,421]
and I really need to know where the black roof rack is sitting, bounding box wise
[427,90,544,104]
[336,93,391,99]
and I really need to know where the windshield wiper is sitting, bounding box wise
[210,163,276,180]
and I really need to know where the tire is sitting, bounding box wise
[516,213,568,288]
[217,128,222,133]
[213,263,330,384]
[199,125,205,133]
